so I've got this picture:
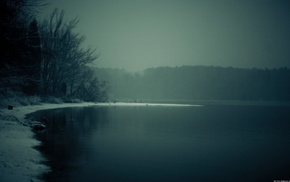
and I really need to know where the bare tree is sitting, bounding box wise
[39,9,98,98]
[72,67,109,101]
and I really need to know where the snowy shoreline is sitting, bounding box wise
[0,102,97,182]
[0,102,199,181]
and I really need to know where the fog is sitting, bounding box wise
[93,66,290,101]
[41,0,290,72]
[2,1,290,181]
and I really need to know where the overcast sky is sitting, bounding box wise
[40,0,290,72]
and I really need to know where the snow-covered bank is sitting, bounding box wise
[0,117,47,182]
[96,102,202,107]
[0,102,199,181]
[0,102,96,182]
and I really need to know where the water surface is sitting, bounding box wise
[29,103,290,182]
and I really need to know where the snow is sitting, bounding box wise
[0,102,200,181]
[0,102,96,182]
[95,102,202,107]
[0,121,46,182]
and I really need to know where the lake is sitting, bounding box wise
[28,103,290,182]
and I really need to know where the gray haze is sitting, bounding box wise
[41,0,290,72]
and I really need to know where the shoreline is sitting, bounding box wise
[0,102,97,182]
[0,101,199,181]
[3,100,286,181]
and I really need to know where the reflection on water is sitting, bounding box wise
[29,104,290,182]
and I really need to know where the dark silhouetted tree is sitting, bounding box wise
[22,19,42,95]
[0,0,46,96]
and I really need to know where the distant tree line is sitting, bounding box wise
[0,0,108,102]
[94,66,290,101]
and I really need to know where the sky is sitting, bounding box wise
[40,0,290,72]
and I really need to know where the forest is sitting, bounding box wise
[94,66,290,102]
[0,0,108,103]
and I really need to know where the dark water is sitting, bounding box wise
[28,104,290,182]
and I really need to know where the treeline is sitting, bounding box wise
[0,0,108,102]
[94,66,290,101]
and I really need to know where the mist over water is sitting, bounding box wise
[29,103,290,182]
